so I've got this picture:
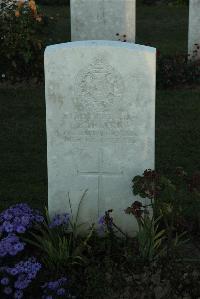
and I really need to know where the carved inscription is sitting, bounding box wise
[55,56,143,143]
[74,56,124,112]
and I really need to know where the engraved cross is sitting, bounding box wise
[77,150,123,215]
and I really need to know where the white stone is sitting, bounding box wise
[188,0,200,60]
[45,41,156,235]
[70,0,135,42]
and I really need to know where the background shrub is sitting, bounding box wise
[157,52,200,89]
[142,0,188,5]
[36,0,69,5]
[0,0,47,83]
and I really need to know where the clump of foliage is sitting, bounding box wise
[125,202,166,262]
[24,209,94,272]
[41,277,69,298]
[0,203,82,298]
[132,168,200,242]
[1,178,200,298]
[0,0,47,83]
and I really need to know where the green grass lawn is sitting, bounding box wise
[156,89,200,175]
[0,86,47,211]
[0,2,199,211]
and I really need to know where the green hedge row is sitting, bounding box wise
[37,0,70,5]
[143,0,188,5]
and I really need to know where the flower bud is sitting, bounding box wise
[15,10,20,17]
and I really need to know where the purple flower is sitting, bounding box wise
[98,214,113,228]
[98,216,105,226]
[6,234,18,242]
[14,290,23,299]
[9,248,18,256]
[0,203,44,235]
[0,257,42,295]
[31,262,41,272]
[35,215,44,223]
[41,276,68,298]
[0,277,9,285]
[3,212,13,221]
[21,215,30,226]
[27,272,36,279]
[16,225,26,234]
[14,278,30,290]
[10,268,19,276]
[98,216,106,235]
[49,213,70,228]
[14,242,24,252]
[58,277,67,284]
[57,287,65,295]
[3,286,12,295]
[13,217,21,225]
[3,221,13,233]
[47,281,59,290]
[0,248,6,257]
[98,211,113,235]
[0,234,25,257]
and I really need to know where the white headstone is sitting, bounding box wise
[71,0,136,42]
[45,41,156,235]
[188,0,200,60]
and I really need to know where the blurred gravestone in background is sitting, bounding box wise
[188,0,200,60]
[70,0,136,42]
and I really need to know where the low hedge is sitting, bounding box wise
[36,0,70,5]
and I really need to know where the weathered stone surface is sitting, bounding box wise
[188,0,200,60]
[71,0,135,42]
[44,41,156,235]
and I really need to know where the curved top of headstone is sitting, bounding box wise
[45,41,156,55]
